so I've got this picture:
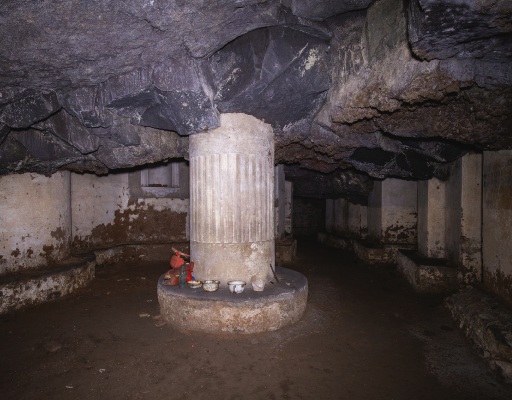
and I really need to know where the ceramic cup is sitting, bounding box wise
[227,280,246,294]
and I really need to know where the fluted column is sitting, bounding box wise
[189,113,274,287]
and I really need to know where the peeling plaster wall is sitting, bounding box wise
[0,172,71,276]
[418,178,446,258]
[445,154,482,283]
[368,179,417,244]
[483,150,512,306]
[71,171,189,251]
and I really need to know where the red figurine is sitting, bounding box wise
[164,248,194,286]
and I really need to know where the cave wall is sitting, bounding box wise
[482,150,512,306]
[0,172,72,276]
[71,171,189,252]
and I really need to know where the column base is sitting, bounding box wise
[157,267,307,334]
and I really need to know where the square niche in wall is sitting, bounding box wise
[130,161,190,198]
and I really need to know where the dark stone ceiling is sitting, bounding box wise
[1,0,511,202]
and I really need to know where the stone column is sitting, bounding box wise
[325,199,334,234]
[189,113,274,287]
[483,150,512,306]
[334,198,348,234]
[445,153,482,284]
[347,202,368,239]
[417,178,446,258]
[367,182,383,243]
[284,181,293,237]
[367,178,417,245]
[275,164,286,239]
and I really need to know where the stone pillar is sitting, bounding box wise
[325,199,334,233]
[0,172,72,276]
[327,198,349,235]
[367,181,383,243]
[347,203,368,239]
[189,113,274,286]
[334,198,348,234]
[367,178,417,245]
[417,178,446,258]
[275,164,286,239]
[483,150,512,306]
[445,153,482,283]
[284,181,293,236]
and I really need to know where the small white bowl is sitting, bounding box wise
[187,280,202,289]
[202,280,220,292]
[227,280,246,294]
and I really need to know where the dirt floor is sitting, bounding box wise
[1,239,512,400]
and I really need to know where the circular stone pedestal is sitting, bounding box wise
[157,268,308,334]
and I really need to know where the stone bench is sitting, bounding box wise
[397,250,459,294]
[0,254,95,314]
[445,287,512,382]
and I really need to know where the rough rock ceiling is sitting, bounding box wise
[1,0,511,202]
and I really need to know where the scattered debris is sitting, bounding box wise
[152,314,166,327]
[44,340,62,353]
[154,320,166,328]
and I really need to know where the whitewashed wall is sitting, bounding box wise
[0,172,72,275]
[71,171,189,251]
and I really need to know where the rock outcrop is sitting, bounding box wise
[0,0,511,199]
